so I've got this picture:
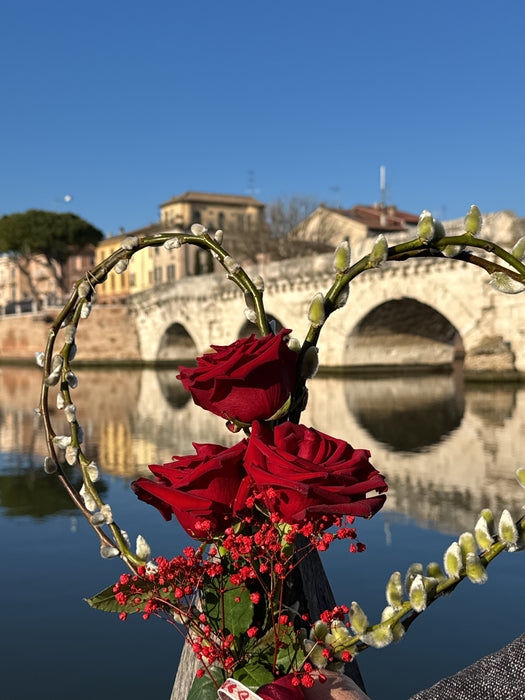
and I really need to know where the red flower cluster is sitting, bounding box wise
[127,330,387,691]
[133,330,386,536]
[132,421,386,537]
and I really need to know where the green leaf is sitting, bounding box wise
[243,625,305,679]
[203,585,254,637]
[187,666,226,700]
[86,584,129,613]
[233,663,275,692]
[224,587,254,636]
[86,578,164,614]
[275,626,305,673]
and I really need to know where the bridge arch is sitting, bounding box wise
[345,297,464,369]
[157,322,198,361]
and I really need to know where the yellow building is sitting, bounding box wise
[95,222,194,303]
[95,231,134,302]
[159,190,265,231]
[96,192,266,303]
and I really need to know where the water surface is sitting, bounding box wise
[1,367,524,700]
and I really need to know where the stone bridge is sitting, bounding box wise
[127,236,525,374]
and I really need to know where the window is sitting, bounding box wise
[192,209,201,224]
[129,273,136,288]
[167,264,175,282]
[218,211,225,229]
[154,267,163,284]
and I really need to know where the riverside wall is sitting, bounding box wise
[0,305,142,364]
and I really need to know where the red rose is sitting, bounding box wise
[131,440,247,537]
[177,329,297,425]
[237,422,387,524]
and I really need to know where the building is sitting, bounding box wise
[0,256,17,308]
[62,247,98,294]
[159,191,265,232]
[96,192,267,303]
[0,247,96,312]
[290,203,420,251]
[94,220,207,303]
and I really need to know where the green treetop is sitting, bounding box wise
[0,209,103,301]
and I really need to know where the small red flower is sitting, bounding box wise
[301,674,315,688]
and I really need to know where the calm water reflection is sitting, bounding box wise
[1,366,525,700]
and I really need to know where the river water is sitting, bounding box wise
[1,366,524,700]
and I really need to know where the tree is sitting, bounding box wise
[225,195,335,264]
[0,209,103,303]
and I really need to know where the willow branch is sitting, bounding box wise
[39,230,271,573]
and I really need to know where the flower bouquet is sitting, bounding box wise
[38,207,525,699]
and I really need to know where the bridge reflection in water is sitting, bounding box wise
[1,366,523,534]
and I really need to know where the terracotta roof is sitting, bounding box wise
[159,191,264,208]
[327,204,419,231]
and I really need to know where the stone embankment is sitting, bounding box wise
[0,305,141,364]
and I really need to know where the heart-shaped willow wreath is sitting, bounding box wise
[37,206,525,697]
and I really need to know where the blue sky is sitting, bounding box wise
[2,0,524,235]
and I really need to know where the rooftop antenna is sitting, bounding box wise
[246,170,260,197]
[380,166,386,208]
